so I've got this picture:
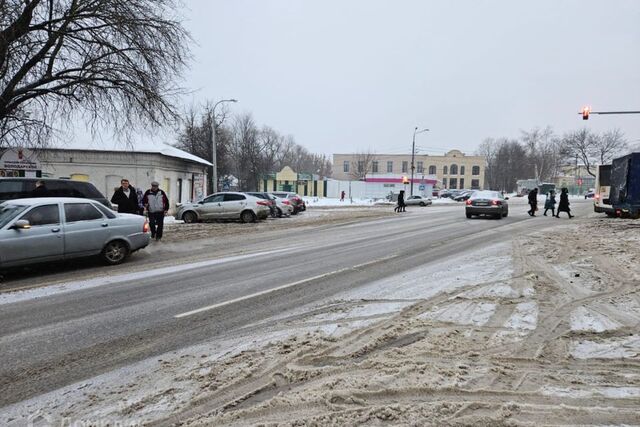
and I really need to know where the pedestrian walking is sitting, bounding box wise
[110,178,139,214]
[543,190,556,217]
[136,188,145,215]
[395,190,406,213]
[143,181,169,241]
[527,188,539,216]
[555,187,574,218]
[31,180,49,197]
[340,190,346,202]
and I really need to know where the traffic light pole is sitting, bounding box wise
[580,109,640,120]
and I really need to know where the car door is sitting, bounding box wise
[197,194,225,219]
[63,202,110,257]
[0,203,64,266]
[221,194,247,218]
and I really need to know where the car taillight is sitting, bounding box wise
[257,200,269,206]
[594,194,600,200]
[143,220,150,233]
[282,200,290,205]
[492,200,501,205]
[465,199,472,205]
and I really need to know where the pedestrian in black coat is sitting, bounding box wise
[527,188,539,216]
[395,190,406,213]
[556,187,574,218]
[543,191,556,216]
[110,178,139,214]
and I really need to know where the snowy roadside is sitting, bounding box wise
[4,218,640,426]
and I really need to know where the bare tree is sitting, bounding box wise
[0,0,190,148]
[520,126,562,182]
[593,128,628,165]
[349,151,376,180]
[560,129,600,177]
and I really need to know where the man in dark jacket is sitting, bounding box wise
[527,188,539,216]
[110,179,139,214]
[31,180,49,197]
[143,181,170,241]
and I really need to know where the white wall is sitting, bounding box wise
[326,179,433,200]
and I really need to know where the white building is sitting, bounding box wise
[32,142,211,213]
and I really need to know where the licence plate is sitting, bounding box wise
[475,202,488,206]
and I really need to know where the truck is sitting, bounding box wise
[609,152,640,218]
[594,164,614,216]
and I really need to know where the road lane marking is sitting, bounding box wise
[0,248,295,306]
[174,255,398,319]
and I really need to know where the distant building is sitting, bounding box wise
[258,166,327,196]
[332,149,486,190]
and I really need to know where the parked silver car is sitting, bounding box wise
[269,193,293,217]
[404,195,433,206]
[0,197,150,268]
[176,192,270,223]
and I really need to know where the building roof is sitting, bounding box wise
[48,140,212,167]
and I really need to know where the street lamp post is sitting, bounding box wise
[411,127,429,196]
[211,98,238,194]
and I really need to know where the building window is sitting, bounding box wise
[442,178,447,188]
[428,165,436,175]
[343,161,349,173]
[450,164,458,175]
[372,161,379,173]
[449,178,458,189]
[402,161,408,173]
[471,179,480,189]
[443,165,448,175]
[358,161,364,173]
[387,161,393,173]
[472,165,480,176]
[417,161,424,173]
[460,178,465,189]
[460,166,465,175]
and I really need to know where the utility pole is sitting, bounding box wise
[411,127,429,196]
[210,98,238,194]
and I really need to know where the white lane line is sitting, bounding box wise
[0,248,295,306]
[174,255,398,319]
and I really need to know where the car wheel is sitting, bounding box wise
[495,213,503,219]
[277,207,283,218]
[503,211,508,218]
[466,212,472,219]
[182,211,197,224]
[102,240,129,265]
[420,202,426,206]
[241,210,256,223]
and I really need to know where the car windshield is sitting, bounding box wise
[0,203,28,228]
[471,191,499,199]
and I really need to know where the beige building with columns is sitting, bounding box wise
[332,149,486,190]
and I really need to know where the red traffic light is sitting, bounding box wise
[402,176,409,184]
[582,106,590,120]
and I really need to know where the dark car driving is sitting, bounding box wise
[465,190,509,219]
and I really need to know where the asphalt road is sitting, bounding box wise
[0,200,592,407]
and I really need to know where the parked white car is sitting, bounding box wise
[269,193,293,217]
[176,192,270,223]
[0,197,150,268]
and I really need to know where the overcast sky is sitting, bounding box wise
[181,0,640,156]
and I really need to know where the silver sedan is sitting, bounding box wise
[404,195,433,206]
[0,197,150,268]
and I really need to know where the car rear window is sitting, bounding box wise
[223,194,245,201]
[94,202,117,219]
[0,180,28,200]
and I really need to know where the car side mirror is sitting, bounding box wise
[12,219,31,230]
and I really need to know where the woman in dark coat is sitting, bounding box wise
[543,190,556,216]
[395,190,406,213]
[556,187,574,218]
